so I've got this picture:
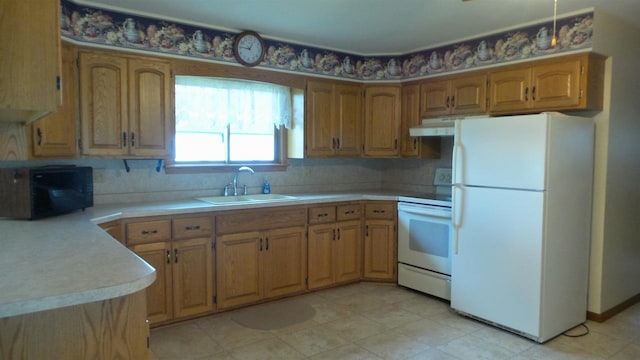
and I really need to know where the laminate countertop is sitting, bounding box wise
[0,191,434,318]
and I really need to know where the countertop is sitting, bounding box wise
[0,191,434,318]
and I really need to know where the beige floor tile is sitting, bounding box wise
[308,343,383,360]
[356,328,432,360]
[314,283,363,300]
[406,347,462,360]
[470,325,536,354]
[551,329,630,359]
[150,322,225,360]
[194,314,275,350]
[323,314,389,341]
[193,352,236,360]
[278,324,349,356]
[520,336,605,360]
[310,301,356,324]
[402,296,451,318]
[610,343,640,360]
[436,334,516,360]
[371,285,432,304]
[395,318,466,346]
[227,337,304,360]
[335,292,387,313]
[362,303,424,329]
[587,317,640,342]
[429,310,485,334]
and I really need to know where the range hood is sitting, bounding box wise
[409,117,456,136]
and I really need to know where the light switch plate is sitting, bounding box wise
[434,168,452,186]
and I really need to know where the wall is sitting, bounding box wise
[0,156,446,205]
[589,10,640,314]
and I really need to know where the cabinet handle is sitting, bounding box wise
[365,225,369,236]
[524,87,529,101]
[336,137,340,149]
[332,138,336,149]
[332,229,336,241]
[394,139,398,150]
[141,229,158,235]
[318,213,328,218]
[337,228,341,240]
[413,138,418,150]
[131,132,136,147]
[174,248,178,263]
[532,86,536,101]
[166,249,171,264]
[446,96,450,108]
[266,237,269,251]
[185,225,201,231]
[451,95,455,108]
[122,132,127,147]
[343,210,355,215]
[373,209,386,214]
[260,238,263,251]
[36,128,43,146]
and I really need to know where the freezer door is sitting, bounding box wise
[451,186,544,338]
[453,114,548,190]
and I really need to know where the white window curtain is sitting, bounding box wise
[175,76,292,131]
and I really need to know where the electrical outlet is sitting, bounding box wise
[434,168,452,185]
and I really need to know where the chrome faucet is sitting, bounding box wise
[233,166,254,196]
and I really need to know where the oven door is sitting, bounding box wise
[397,202,452,275]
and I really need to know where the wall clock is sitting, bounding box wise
[233,31,265,67]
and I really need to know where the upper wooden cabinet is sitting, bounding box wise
[305,80,361,157]
[0,0,61,123]
[420,74,487,118]
[79,51,172,157]
[489,53,605,114]
[400,83,441,159]
[30,44,77,159]
[363,85,401,157]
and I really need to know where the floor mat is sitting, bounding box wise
[230,298,316,330]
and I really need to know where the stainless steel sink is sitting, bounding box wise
[197,194,298,205]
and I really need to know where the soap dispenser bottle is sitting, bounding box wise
[262,179,271,194]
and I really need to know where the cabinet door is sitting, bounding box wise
[451,74,487,115]
[130,242,173,324]
[363,219,396,280]
[531,59,581,109]
[0,0,60,122]
[128,58,172,157]
[172,237,214,318]
[334,83,362,156]
[262,226,307,298]
[31,44,77,158]
[79,52,128,156]
[488,68,530,113]
[334,220,362,283]
[216,232,262,309]
[401,84,421,157]
[420,79,451,118]
[305,80,335,157]
[363,86,401,157]
[307,223,336,290]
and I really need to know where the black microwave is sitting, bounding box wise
[0,166,93,220]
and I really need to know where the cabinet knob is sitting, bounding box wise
[185,225,201,231]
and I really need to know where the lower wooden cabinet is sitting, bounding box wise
[125,215,214,324]
[216,226,307,309]
[308,203,362,289]
[363,202,397,281]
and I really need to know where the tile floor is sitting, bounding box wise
[150,282,640,360]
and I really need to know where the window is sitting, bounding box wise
[174,76,292,165]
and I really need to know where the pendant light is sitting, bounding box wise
[551,0,558,47]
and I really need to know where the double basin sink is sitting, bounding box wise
[197,193,298,205]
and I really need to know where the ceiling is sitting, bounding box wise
[76,0,640,55]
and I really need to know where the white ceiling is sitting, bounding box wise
[77,0,640,55]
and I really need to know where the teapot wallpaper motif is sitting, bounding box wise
[60,0,593,81]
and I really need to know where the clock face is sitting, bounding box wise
[234,32,264,66]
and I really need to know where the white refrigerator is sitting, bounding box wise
[450,112,594,343]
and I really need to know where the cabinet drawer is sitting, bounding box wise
[217,207,307,234]
[126,219,171,245]
[308,206,337,224]
[365,202,395,219]
[172,215,213,239]
[337,203,362,221]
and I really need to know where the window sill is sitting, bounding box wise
[165,162,289,174]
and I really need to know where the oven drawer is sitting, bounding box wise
[398,263,451,300]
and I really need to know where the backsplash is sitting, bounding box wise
[0,156,450,205]
[61,0,593,81]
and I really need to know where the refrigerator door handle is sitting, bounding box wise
[452,184,463,255]
[452,120,463,185]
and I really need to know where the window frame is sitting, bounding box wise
[165,68,300,174]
